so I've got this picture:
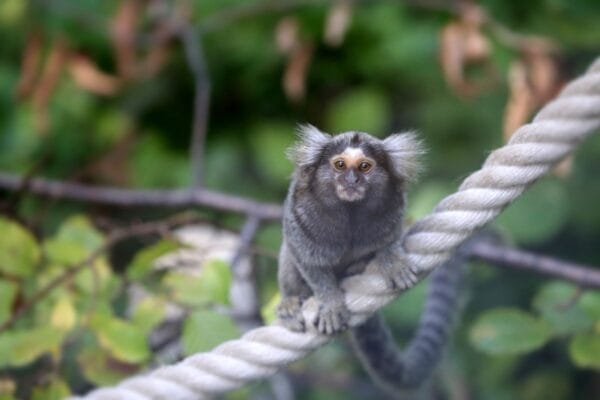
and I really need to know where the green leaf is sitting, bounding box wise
[182,310,239,355]
[0,327,64,368]
[44,215,104,265]
[132,297,167,334]
[0,281,17,325]
[261,292,280,325]
[127,239,181,281]
[73,257,117,299]
[0,217,40,278]
[470,308,552,355]
[77,345,140,386]
[50,295,77,333]
[162,260,231,307]
[533,281,593,335]
[580,291,600,321]
[496,180,568,244]
[326,87,390,136]
[31,379,71,400]
[569,332,600,370]
[90,314,150,364]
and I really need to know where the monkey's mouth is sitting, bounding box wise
[336,185,366,202]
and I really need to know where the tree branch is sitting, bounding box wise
[470,240,600,289]
[177,11,211,187]
[0,172,283,220]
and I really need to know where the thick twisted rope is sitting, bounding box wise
[73,57,600,400]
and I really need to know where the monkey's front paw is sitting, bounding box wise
[389,265,419,290]
[277,296,305,332]
[313,301,350,335]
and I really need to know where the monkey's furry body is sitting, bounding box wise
[277,125,466,397]
[277,125,423,334]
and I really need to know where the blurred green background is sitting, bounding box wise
[0,0,599,399]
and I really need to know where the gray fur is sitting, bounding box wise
[278,126,422,334]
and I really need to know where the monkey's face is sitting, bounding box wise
[328,147,376,202]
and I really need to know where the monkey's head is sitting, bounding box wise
[288,124,424,205]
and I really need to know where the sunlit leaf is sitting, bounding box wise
[50,296,77,333]
[74,257,116,298]
[127,239,181,281]
[44,215,104,265]
[470,308,552,355]
[261,292,280,325]
[78,345,140,386]
[0,327,64,367]
[132,297,167,334]
[569,332,600,370]
[0,217,40,278]
[162,260,231,307]
[182,310,239,355]
[90,314,150,364]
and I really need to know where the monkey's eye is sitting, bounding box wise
[358,161,373,173]
[333,159,346,171]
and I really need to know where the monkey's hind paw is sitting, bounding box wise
[313,302,350,335]
[277,296,306,332]
[390,266,419,291]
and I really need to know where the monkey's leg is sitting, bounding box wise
[277,245,311,332]
[297,263,351,335]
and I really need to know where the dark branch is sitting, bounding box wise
[178,15,211,187]
[470,240,600,289]
[230,215,263,331]
[0,173,283,220]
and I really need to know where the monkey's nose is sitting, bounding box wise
[344,170,360,184]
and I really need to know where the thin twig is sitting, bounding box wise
[470,240,600,289]
[0,213,202,334]
[230,215,263,331]
[177,10,211,187]
[0,173,283,220]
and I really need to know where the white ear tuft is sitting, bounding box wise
[382,131,426,182]
[287,124,332,167]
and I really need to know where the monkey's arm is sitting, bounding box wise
[348,247,467,397]
[278,240,350,335]
[297,262,350,334]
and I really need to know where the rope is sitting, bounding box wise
[72,57,600,400]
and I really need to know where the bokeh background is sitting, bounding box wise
[0,0,599,399]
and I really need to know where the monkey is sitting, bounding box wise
[277,124,424,334]
[277,124,467,397]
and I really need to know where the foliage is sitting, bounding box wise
[0,0,599,399]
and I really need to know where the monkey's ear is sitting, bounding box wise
[382,131,426,182]
[287,124,332,167]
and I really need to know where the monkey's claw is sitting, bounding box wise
[277,296,305,332]
[389,266,419,290]
[313,302,350,335]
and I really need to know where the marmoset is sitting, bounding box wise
[277,125,467,397]
[277,124,423,334]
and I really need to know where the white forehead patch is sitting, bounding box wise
[341,147,364,158]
